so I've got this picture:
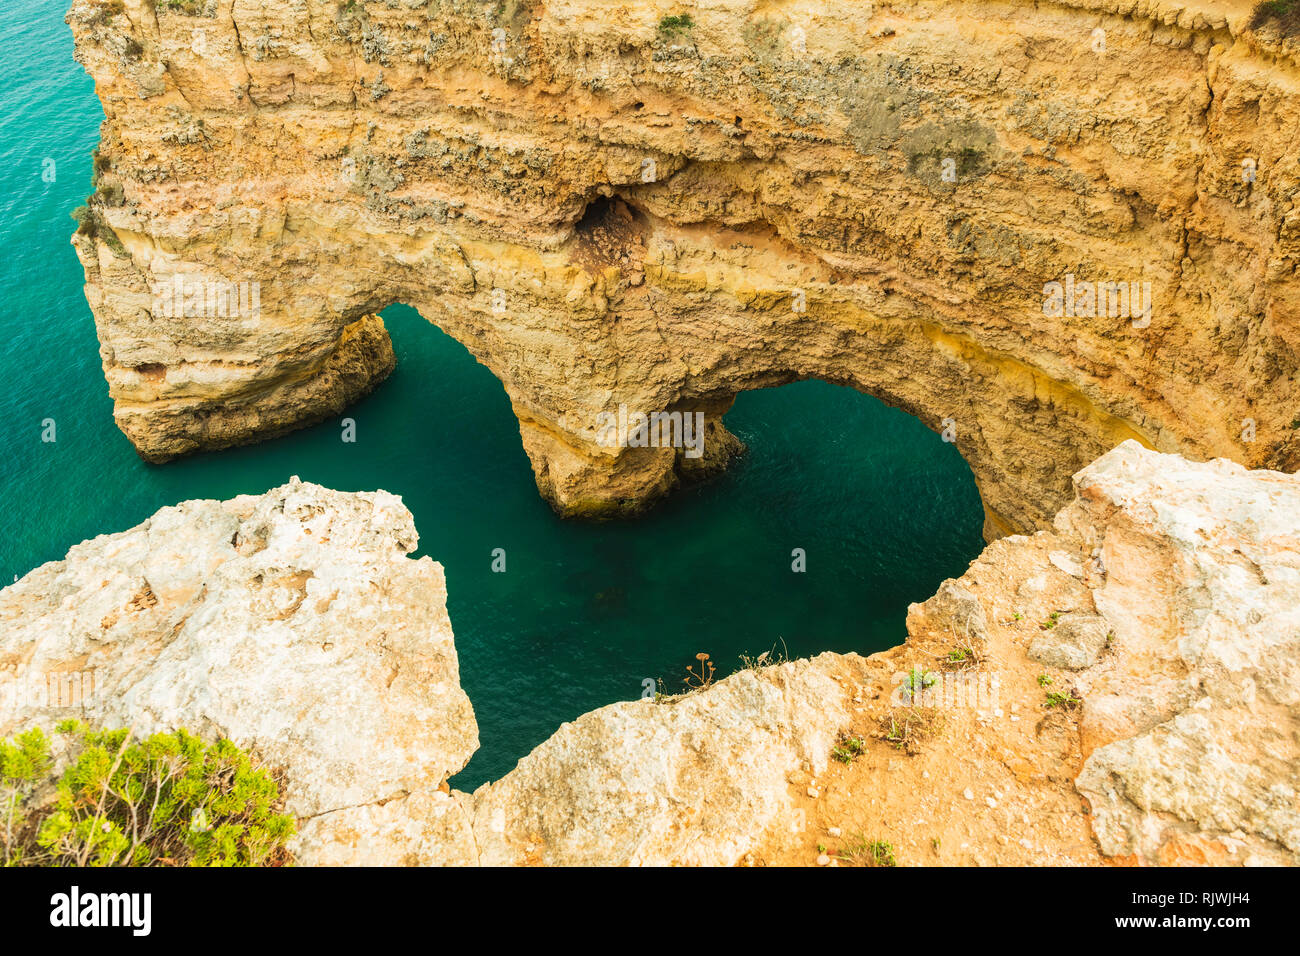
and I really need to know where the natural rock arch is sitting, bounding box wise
[68,0,1300,539]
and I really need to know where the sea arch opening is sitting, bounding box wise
[356,305,985,788]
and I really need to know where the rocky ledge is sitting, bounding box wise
[1,441,1297,865]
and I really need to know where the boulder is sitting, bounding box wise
[906,579,990,644]
[1028,614,1111,670]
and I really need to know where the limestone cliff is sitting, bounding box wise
[0,479,479,864]
[67,0,1300,538]
[2,443,1295,865]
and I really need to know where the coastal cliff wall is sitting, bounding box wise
[3,443,1296,865]
[66,0,1300,538]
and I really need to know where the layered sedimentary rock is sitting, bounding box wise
[68,0,1300,537]
[2,443,1295,864]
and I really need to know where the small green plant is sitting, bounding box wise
[650,677,680,704]
[943,646,978,670]
[868,840,897,867]
[878,709,941,755]
[831,734,866,765]
[931,836,941,851]
[903,666,938,696]
[1045,690,1082,710]
[1037,673,1053,687]
[837,836,896,867]
[1039,611,1061,630]
[2,722,294,867]
[1251,1,1300,36]
[658,13,695,36]
[1013,611,1023,621]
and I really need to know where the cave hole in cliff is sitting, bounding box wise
[572,194,647,268]
[575,194,618,233]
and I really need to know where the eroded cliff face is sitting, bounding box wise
[67,0,1300,536]
[2,444,1296,865]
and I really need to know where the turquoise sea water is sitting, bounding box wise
[0,0,984,788]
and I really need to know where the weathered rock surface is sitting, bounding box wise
[67,0,1300,538]
[1063,442,1300,864]
[765,440,1299,866]
[0,479,479,864]
[2,443,1296,865]
[1028,613,1110,670]
[470,654,861,866]
[292,789,479,867]
[906,579,990,644]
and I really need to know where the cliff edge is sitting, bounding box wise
[3,442,1295,865]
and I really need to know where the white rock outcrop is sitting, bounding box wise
[1063,443,1300,864]
[470,654,860,866]
[0,479,478,864]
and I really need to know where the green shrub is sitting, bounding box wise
[1251,1,1300,36]
[0,728,53,865]
[69,199,128,256]
[831,734,866,764]
[658,14,694,36]
[70,204,92,235]
[837,836,897,867]
[157,0,204,14]
[2,721,294,867]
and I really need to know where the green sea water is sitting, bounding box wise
[0,0,985,788]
